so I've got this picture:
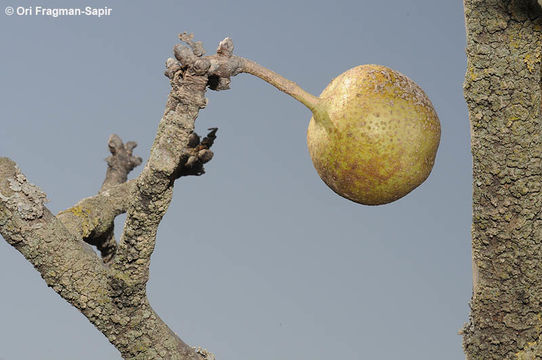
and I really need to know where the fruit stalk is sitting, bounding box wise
[239,58,320,113]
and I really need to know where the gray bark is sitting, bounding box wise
[462,0,542,358]
[0,33,239,360]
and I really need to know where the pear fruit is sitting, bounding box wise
[306,65,440,205]
[240,58,440,205]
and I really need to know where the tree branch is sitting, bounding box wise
[102,134,142,191]
[1,33,289,359]
[57,134,141,264]
[0,157,111,325]
[109,34,323,284]
[0,158,205,359]
[111,34,232,286]
[57,180,135,263]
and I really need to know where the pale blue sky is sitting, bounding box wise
[0,1,470,359]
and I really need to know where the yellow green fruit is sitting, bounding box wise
[306,64,441,205]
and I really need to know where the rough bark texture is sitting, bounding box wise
[58,134,142,264]
[462,1,542,359]
[0,33,242,360]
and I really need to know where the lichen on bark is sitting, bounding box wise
[462,0,542,358]
[0,33,242,360]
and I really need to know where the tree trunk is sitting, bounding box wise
[462,0,542,358]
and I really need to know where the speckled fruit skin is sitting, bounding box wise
[307,65,441,205]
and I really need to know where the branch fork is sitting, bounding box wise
[0,32,306,359]
[0,33,239,360]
